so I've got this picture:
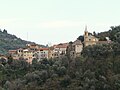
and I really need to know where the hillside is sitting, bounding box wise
[97,25,120,42]
[0,29,42,55]
[0,26,120,90]
[78,25,120,43]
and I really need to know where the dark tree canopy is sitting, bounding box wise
[0,25,120,90]
[77,35,84,42]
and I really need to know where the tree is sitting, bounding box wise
[3,29,7,34]
[82,44,113,60]
[32,58,38,65]
[60,75,71,88]
[93,31,97,37]
[109,25,120,41]
[7,55,13,65]
[77,36,84,42]
[0,58,7,65]
[57,66,67,76]
[114,32,120,43]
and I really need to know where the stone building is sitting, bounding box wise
[84,26,99,47]
[48,43,68,59]
[66,39,83,59]
[8,44,39,64]
[9,48,35,64]
[84,26,112,46]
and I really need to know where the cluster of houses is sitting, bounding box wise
[0,28,112,64]
[8,43,69,64]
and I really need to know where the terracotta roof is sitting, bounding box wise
[54,43,68,48]
[49,47,54,50]
[9,50,17,52]
[97,41,113,44]
[16,48,24,51]
[55,46,68,48]
[0,54,5,56]
[38,48,49,51]
[31,44,37,46]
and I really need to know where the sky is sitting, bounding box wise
[0,0,120,45]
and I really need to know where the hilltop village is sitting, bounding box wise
[1,25,120,90]
[4,28,112,64]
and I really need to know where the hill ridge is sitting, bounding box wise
[0,29,42,55]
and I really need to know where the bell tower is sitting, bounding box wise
[84,25,89,41]
[84,25,88,37]
[84,25,89,47]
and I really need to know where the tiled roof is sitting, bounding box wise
[49,46,54,50]
[97,41,113,44]
[54,43,68,48]
[38,48,49,51]
[17,48,23,50]
[55,45,68,48]
[9,50,17,52]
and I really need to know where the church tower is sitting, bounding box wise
[84,25,88,42]
[83,26,98,47]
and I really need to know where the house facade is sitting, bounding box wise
[22,49,35,64]
[66,39,83,59]
[8,44,39,64]
[37,48,49,61]
[8,28,112,62]
[48,43,68,59]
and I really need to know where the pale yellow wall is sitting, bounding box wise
[48,50,53,59]
[84,32,98,47]
[75,45,83,53]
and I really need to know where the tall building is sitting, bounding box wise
[66,39,83,59]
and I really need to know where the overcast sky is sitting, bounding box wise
[0,0,120,45]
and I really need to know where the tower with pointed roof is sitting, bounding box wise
[84,25,88,37]
[84,26,99,47]
[84,25,89,43]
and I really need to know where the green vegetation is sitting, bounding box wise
[78,25,120,43]
[97,25,120,42]
[0,26,120,90]
[0,29,43,55]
